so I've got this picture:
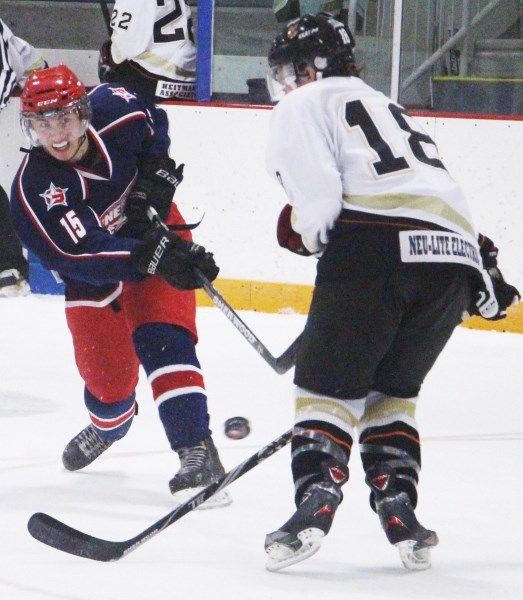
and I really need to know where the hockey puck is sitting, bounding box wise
[224,416,250,440]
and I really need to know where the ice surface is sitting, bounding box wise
[0,296,522,599]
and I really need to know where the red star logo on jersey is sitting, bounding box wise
[110,87,136,103]
[39,182,69,210]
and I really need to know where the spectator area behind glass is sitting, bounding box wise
[0,0,521,114]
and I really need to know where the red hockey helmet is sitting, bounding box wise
[21,64,87,112]
[20,64,92,146]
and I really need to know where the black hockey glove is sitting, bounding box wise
[491,275,521,315]
[478,233,499,270]
[468,269,520,321]
[125,178,173,226]
[140,156,185,199]
[98,40,119,83]
[467,233,520,320]
[130,227,219,290]
[125,157,184,222]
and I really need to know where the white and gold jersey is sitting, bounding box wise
[266,76,479,266]
[109,0,196,85]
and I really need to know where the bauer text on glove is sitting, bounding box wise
[130,228,219,290]
[125,157,184,227]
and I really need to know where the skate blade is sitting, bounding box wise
[172,488,232,510]
[396,540,432,571]
[265,528,324,572]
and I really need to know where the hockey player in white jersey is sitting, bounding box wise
[263,13,520,572]
[98,0,196,102]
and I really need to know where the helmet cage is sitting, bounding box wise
[20,96,92,147]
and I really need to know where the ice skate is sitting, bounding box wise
[169,437,231,509]
[366,466,439,570]
[0,268,30,297]
[265,482,341,572]
[62,424,114,471]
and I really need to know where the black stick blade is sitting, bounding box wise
[26,429,293,562]
[28,512,126,562]
[274,333,302,374]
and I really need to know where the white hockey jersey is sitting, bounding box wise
[109,0,196,85]
[0,18,46,111]
[266,75,480,270]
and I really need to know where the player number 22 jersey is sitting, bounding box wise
[110,0,195,83]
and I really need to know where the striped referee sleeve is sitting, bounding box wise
[0,19,17,111]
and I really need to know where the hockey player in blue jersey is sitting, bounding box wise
[10,64,230,506]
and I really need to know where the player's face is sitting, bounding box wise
[32,110,88,162]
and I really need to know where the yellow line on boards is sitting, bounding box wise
[461,305,523,334]
[195,279,313,314]
[196,279,523,334]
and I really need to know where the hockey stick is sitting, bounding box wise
[99,0,112,35]
[27,428,293,561]
[147,206,301,374]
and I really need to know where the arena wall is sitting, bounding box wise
[1,97,521,332]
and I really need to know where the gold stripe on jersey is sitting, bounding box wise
[343,193,475,237]
[137,52,195,79]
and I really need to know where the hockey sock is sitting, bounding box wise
[133,323,211,449]
[291,386,364,503]
[357,391,420,509]
[84,388,136,443]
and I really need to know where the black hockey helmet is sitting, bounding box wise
[268,12,356,83]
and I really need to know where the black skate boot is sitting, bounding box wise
[366,465,439,570]
[265,481,342,572]
[169,437,231,508]
[62,424,114,471]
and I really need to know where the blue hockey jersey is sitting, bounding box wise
[10,83,172,290]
